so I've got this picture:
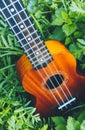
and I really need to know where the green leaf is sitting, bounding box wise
[67,117,80,130]
[0,118,3,125]
[27,0,38,13]
[62,11,68,20]
[8,116,16,130]
[77,39,85,46]
[55,7,64,18]
[65,37,71,45]
[52,116,66,126]
[56,124,66,130]
[78,111,85,123]
[51,17,64,26]
[48,27,65,41]
[62,23,77,36]
[0,0,85,129]
[69,44,77,52]
[69,1,85,15]
[80,120,85,130]
[38,124,48,130]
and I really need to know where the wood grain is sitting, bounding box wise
[16,40,85,117]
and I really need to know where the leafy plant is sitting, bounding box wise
[24,0,85,71]
[0,0,85,129]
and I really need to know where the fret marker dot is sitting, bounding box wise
[28,37,31,41]
[11,8,15,12]
[36,51,39,55]
[20,24,24,29]
[40,59,43,62]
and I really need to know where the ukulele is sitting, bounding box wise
[0,0,85,117]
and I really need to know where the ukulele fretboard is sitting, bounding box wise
[0,0,52,69]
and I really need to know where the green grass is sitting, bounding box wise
[0,0,85,129]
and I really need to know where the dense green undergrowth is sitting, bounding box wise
[0,0,85,129]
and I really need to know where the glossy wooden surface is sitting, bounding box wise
[16,40,85,117]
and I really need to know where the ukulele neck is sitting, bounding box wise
[0,0,52,69]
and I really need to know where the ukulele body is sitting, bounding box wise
[17,40,85,117]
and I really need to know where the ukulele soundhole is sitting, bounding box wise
[46,74,64,89]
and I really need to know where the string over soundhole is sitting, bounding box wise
[46,74,64,89]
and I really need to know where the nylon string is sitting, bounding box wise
[11,0,73,107]
[2,0,73,109]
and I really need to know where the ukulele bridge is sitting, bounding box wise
[58,97,76,110]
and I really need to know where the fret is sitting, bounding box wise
[9,5,17,15]
[3,0,10,5]
[21,24,34,35]
[28,26,34,33]
[2,1,22,31]
[31,32,37,39]
[14,14,21,23]
[18,30,37,43]
[0,1,5,9]
[30,60,38,67]
[1,7,25,22]
[3,0,17,6]
[30,36,41,44]
[23,44,31,51]
[0,0,53,70]
[8,18,34,31]
[29,56,43,65]
[2,8,10,18]
[1,1,38,56]
[34,37,41,44]
[14,28,25,37]
[1,0,26,20]
[8,17,16,26]
[31,51,51,61]
[19,10,28,20]
[22,36,41,48]
[23,44,30,50]
[30,30,42,42]
[24,19,32,28]
[22,29,29,38]
[6,0,24,13]
[14,1,23,12]
[29,37,41,47]
[0,0,35,37]
[35,45,46,52]
[30,39,41,48]
[1,0,41,44]
[44,54,52,60]
[0,0,17,10]
[2,1,30,35]
[0,5,18,37]
[13,26,20,34]
[19,39,28,46]
[5,9,25,20]
[17,33,24,40]
[24,47,35,55]
[21,40,42,51]
[24,41,45,53]
[29,49,50,58]
[39,45,47,52]
[29,56,52,69]
[9,20,34,36]
[10,2,35,44]
[24,45,51,65]
[16,1,37,35]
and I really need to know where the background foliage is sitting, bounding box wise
[0,0,85,129]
